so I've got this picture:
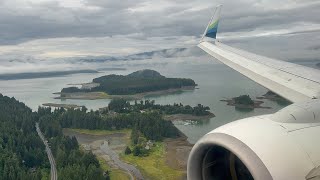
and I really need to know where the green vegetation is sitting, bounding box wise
[59,108,179,141]
[234,95,254,106]
[61,69,196,95]
[108,98,130,113]
[0,95,107,180]
[55,103,180,159]
[121,142,183,180]
[59,99,210,159]
[109,99,211,116]
[0,94,49,180]
[124,147,132,155]
[37,107,106,180]
[0,93,209,180]
[97,157,130,180]
[66,128,131,136]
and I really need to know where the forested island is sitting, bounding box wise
[221,95,271,110]
[57,69,196,100]
[0,70,99,80]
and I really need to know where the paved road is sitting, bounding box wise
[36,123,58,180]
[100,142,144,180]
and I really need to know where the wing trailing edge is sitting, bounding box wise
[198,7,320,102]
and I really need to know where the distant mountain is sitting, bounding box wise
[2,47,202,66]
[0,70,98,80]
[127,69,165,78]
[0,47,202,78]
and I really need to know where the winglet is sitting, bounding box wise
[201,5,222,42]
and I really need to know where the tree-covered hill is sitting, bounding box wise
[61,69,196,95]
[127,69,164,78]
[0,94,106,180]
[38,107,106,180]
[0,94,48,180]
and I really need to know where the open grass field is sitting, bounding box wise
[121,142,184,180]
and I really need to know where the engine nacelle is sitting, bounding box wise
[188,102,320,180]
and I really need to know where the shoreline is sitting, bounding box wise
[54,86,196,100]
[42,103,82,109]
[256,91,291,105]
[220,99,271,109]
[164,113,215,121]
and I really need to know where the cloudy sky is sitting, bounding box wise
[0,0,319,63]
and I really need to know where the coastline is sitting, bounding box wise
[54,86,195,100]
[164,113,215,121]
[220,99,271,109]
[256,91,291,105]
[42,103,82,109]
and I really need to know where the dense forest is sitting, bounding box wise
[38,107,107,180]
[0,93,206,179]
[57,107,179,141]
[61,69,196,95]
[39,105,179,158]
[55,99,210,155]
[0,94,48,180]
[49,99,181,157]
[0,94,107,180]
[108,99,211,116]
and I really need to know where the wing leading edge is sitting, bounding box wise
[199,7,320,103]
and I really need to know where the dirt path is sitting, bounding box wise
[63,129,194,180]
[100,142,143,180]
[63,129,142,179]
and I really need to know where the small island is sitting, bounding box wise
[55,69,197,100]
[221,95,271,110]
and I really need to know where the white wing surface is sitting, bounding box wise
[199,6,320,103]
[188,5,320,180]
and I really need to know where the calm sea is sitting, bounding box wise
[1,57,318,143]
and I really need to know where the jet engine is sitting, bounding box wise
[188,101,320,180]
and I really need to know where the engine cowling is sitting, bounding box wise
[188,101,320,180]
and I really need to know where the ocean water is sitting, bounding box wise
[1,57,318,143]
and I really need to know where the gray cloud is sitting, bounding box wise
[0,0,319,67]
[0,0,319,44]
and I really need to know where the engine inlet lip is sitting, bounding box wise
[187,133,273,180]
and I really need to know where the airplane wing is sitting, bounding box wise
[198,6,320,103]
[188,5,320,180]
